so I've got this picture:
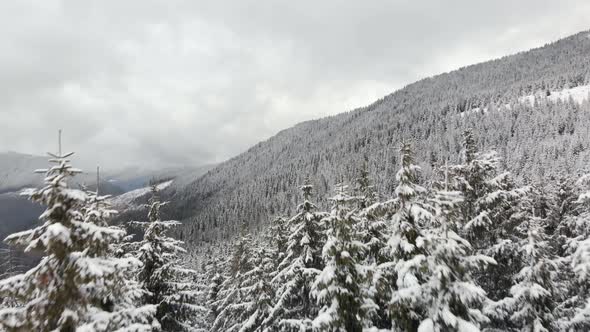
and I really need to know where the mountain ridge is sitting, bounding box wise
[165,29,590,246]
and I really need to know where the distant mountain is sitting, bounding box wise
[0,151,214,194]
[0,152,213,256]
[0,151,127,195]
[167,30,590,245]
[0,152,48,194]
[110,180,174,210]
[0,192,43,242]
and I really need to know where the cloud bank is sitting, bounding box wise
[1,0,589,169]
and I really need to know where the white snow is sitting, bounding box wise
[459,107,488,118]
[519,84,590,105]
[519,94,536,105]
[460,85,590,119]
[418,318,434,332]
[62,188,88,202]
[36,223,71,248]
[577,192,590,204]
[108,180,173,208]
[457,320,480,332]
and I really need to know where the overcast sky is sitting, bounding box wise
[1,0,589,170]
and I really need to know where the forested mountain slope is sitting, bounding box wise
[169,30,590,245]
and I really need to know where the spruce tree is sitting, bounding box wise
[238,248,274,332]
[354,159,387,265]
[311,183,372,331]
[79,185,158,331]
[354,159,378,209]
[355,163,390,329]
[0,150,156,331]
[567,174,590,330]
[448,129,529,303]
[494,217,557,332]
[207,271,225,324]
[544,176,582,329]
[387,142,433,332]
[230,221,254,278]
[123,184,191,330]
[205,256,225,325]
[264,183,327,331]
[211,230,254,332]
[419,181,495,332]
[157,263,209,331]
[268,216,289,270]
[452,129,527,250]
[571,235,590,330]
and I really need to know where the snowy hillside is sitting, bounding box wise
[109,180,173,209]
[459,84,590,118]
[165,30,590,245]
[519,84,590,105]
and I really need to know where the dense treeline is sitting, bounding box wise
[167,31,590,246]
[189,130,590,332]
[1,129,590,331]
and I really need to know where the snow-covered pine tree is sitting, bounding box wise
[355,159,378,209]
[0,150,156,331]
[353,161,391,329]
[207,269,225,324]
[210,274,239,331]
[387,142,433,331]
[493,216,557,332]
[451,129,528,250]
[268,216,289,270]
[448,130,529,303]
[570,231,590,330]
[204,253,225,325]
[354,162,387,264]
[230,221,254,278]
[264,182,328,331]
[566,174,590,330]
[419,171,495,332]
[211,229,254,332]
[78,183,159,331]
[124,184,195,330]
[157,262,209,331]
[355,167,405,330]
[238,248,275,332]
[541,176,583,329]
[551,176,579,259]
[311,183,373,331]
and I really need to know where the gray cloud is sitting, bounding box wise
[0,0,589,170]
